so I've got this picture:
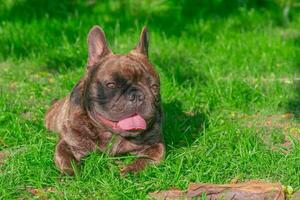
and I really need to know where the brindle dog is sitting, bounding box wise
[45,26,164,175]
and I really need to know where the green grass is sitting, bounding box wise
[1,0,300,199]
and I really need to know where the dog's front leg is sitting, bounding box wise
[55,133,97,175]
[55,139,78,175]
[120,143,164,175]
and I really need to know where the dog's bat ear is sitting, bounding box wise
[131,27,149,57]
[87,26,112,66]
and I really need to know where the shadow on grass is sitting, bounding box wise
[0,0,284,70]
[163,100,208,148]
[286,62,300,119]
[154,52,207,86]
[0,0,85,21]
[1,0,280,35]
[285,33,300,119]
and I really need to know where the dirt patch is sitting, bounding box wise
[0,150,10,165]
[26,187,57,200]
[231,112,300,153]
[244,113,299,128]
[0,147,26,165]
[21,111,35,120]
[219,76,300,85]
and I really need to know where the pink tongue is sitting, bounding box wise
[117,114,147,131]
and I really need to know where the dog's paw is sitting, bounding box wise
[120,164,137,176]
[119,158,149,176]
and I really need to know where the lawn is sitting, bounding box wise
[0,0,300,199]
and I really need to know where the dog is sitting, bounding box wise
[45,26,164,175]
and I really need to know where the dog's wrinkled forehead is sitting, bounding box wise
[94,55,157,85]
[101,56,143,81]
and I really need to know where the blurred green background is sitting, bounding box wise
[1,0,300,67]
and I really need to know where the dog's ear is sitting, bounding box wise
[87,26,112,66]
[131,27,149,57]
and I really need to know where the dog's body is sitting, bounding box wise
[45,26,164,175]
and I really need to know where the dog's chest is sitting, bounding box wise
[96,131,145,156]
[97,131,114,149]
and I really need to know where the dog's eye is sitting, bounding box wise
[151,84,159,94]
[106,82,116,89]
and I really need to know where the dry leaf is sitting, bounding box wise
[149,180,284,200]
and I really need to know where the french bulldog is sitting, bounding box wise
[45,26,164,175]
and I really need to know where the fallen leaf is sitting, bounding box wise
[149,180,284,200]
[149,189,186,200]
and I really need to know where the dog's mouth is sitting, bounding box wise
[97,113,147,132]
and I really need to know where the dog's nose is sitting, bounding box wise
[128,89,145,103]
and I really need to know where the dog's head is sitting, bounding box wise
[82,26,160,136]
